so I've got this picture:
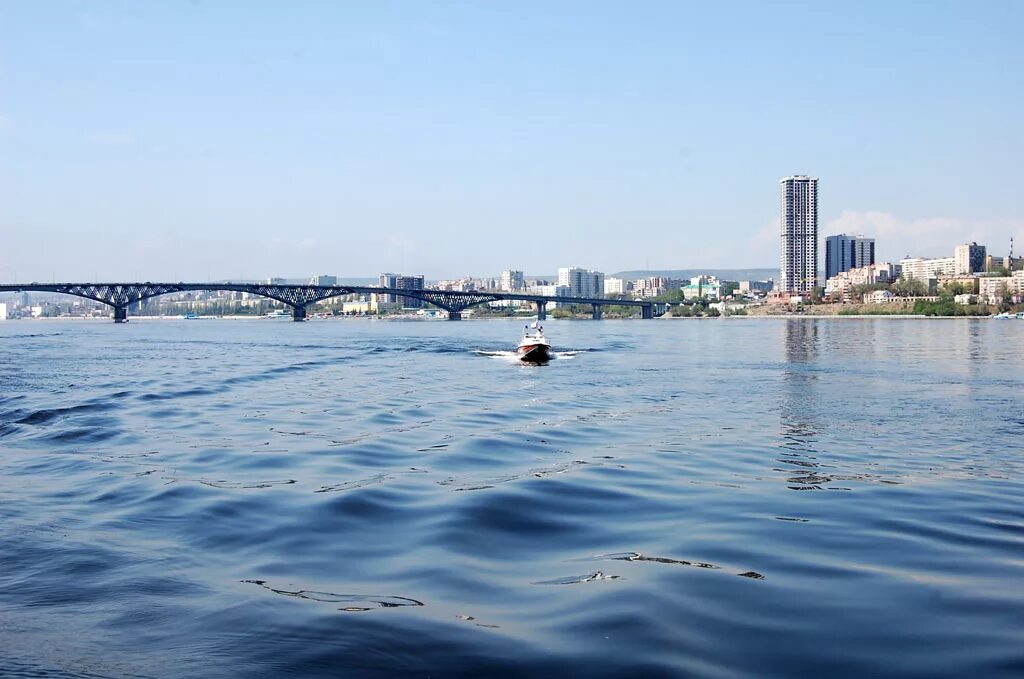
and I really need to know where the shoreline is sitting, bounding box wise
[2,313,1013,322]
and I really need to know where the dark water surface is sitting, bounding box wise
[1,318,1022,677]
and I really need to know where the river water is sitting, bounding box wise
[0,318,1022,677]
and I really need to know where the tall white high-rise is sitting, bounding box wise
[779,175,819,294]
[557,267,605,298]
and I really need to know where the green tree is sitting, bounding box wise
[891,277,928,297]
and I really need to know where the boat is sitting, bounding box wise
[1017,312,1024,320]
[992,312,1013,319]
[265,309,290,319]
[517,321,551,363]
[182,312,199,320]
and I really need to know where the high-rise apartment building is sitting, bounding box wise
[500,269,525,291]
[780,175,819,294]
[377,273,425,308]
[825,234,875,281]
[954,242,986,275]
[557,267,605,298]
[310,274,337,287]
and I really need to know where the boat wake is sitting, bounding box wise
[473,349,584,362]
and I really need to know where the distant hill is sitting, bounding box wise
[611,268,778,282]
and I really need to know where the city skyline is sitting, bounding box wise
[1,2,1022,281]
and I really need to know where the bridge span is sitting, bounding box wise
[0,283,661,322]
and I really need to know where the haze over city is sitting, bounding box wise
[1,1,1022,281]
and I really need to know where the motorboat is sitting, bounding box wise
[992,312,1013,319]
[517,322,551,362]
[265,309,290,319]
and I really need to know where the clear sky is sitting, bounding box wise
[1,1,1021,281]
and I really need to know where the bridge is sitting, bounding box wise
[0,283,661,322]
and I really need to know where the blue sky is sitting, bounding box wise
[1,1,1021,280]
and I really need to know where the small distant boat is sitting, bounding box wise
[265,309,290,319]
[1017,312,1024,320]
[992,312,1013,319]
[517,321,551,363]
[182,312,199,320]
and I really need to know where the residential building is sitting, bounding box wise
[984,253,1024,273]
[780,175,819,293]
[979,271,1024,304]
[738,279,774,294]
[377,273,425,308]
[557,267,605,298]
[500,270,525,292]
[604,277,629,295]
[825,262,901,300]
[682,276,721,300]
[825,234,876,280]
[310,275,337,287]
[900,257,956,281]
[266,277,287,285]
[633,277,684,298]
[954,243,986,275]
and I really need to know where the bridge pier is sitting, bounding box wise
[291,305,307,322]
[447,311,462,321]
[112,306,128,323]
[592,304,603,320]
[535,301,547,321]
[642,304,653,319]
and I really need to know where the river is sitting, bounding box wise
[1,317,1022,677]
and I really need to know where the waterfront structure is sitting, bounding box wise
[310,275,337,287]
[825,234,875,281]
[500,270,525,292]
[0,302,7,320]
[557,267,605,298]
[780,175,819,293]
[954,243,986,275]
[900,257,957,281]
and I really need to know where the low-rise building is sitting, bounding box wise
[738,280,774,294]
[825,262,901,300]
[310,275,337,287]
[0,302,8,320]
[979,271,1024,304]
[865,290,894,304]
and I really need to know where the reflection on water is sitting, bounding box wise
[1,318,1023,677]
[779,320,822,489]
